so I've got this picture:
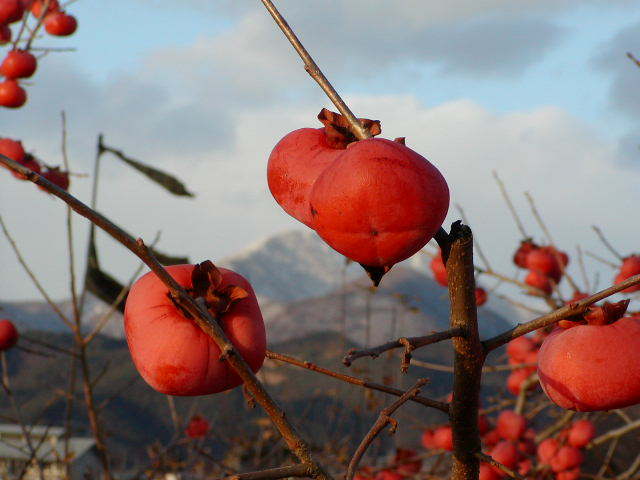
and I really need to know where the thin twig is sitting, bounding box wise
[628,52,640,68]
[224,465,311,480]
[258,0,371,140]
[345,379,428,480]
[577,245,591,293]
[492,171,528,238]
[476,452,525,480]
[586,250,618,269]
[343,328,464,369]
[587,419,640,448]
[266,351,448,413]
[483,273,640,351]
[535,411,575,443]
[0,214,74,330]
[592,225,623,261]
[61,112,82,333]
[456,204,491,270]
[524,191,580,291]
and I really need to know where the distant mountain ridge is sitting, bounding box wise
[1,229,520,343]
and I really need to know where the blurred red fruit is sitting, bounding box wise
[506,336,536,363]
[524,270,553,295]
[432,426,453,451]
[44,11,77,36]
[0,319,18,350]
[475,287,488,306]
[0,137,25,162]
[394,449,421,475]
[374,470,403,480]
[0,24,11,44]
[489,440,519,474]
[513,239,538,268]
[421,429,436,449]
[537,438,559,465]
[0,49,37,78]
[479,464,500,480]
[0,79,26,108]
[185,415,210,439]
[550,446,583,473]
[0,0,23,23]
[556,468,580,480]
[567,420,596,448]
[40,166,69,190]
[430,253,447,286]
[30,0,59,17]
[496,411,526,441]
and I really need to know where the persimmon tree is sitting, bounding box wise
[1,2,640,480]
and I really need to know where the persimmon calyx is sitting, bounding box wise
[317,108,381,149]
[190,260,249,317]
[584,299,630,326]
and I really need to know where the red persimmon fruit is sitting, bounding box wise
[124,262,266,396]
[0,50,37,78]
[0,79,26,108]
[0,319,18,350]
[538,302,640,411]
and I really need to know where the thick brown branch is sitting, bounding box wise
[482,273,640,352]
[0,154,332,480]
[447,222,484,480]
[258,0,371,141]
[267,351,448,413]
[346,379,428,480]
[342,328,464,369]
[224,464,311,480]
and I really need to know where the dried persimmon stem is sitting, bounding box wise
[258,0,371,141]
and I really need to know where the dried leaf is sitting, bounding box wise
[317,108,381,149]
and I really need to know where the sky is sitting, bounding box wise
[1,0,640,302]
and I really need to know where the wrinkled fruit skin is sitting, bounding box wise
[538,318,640,411]
[0,319,18,350]
[310,138,449,267]
[124,264,266,396]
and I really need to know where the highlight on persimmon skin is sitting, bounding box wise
[124,263,266,396]
[309,137,449,268]
[537,305,640,411]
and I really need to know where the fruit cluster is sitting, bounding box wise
[0,0,78,108]
[0,136,70,189]
[350,403,597,480]
[429,250,488,306]
[268,109,449,284]
[185,415,210,440]
[513,240,569,295]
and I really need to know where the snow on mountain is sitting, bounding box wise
[221,229,363,302]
